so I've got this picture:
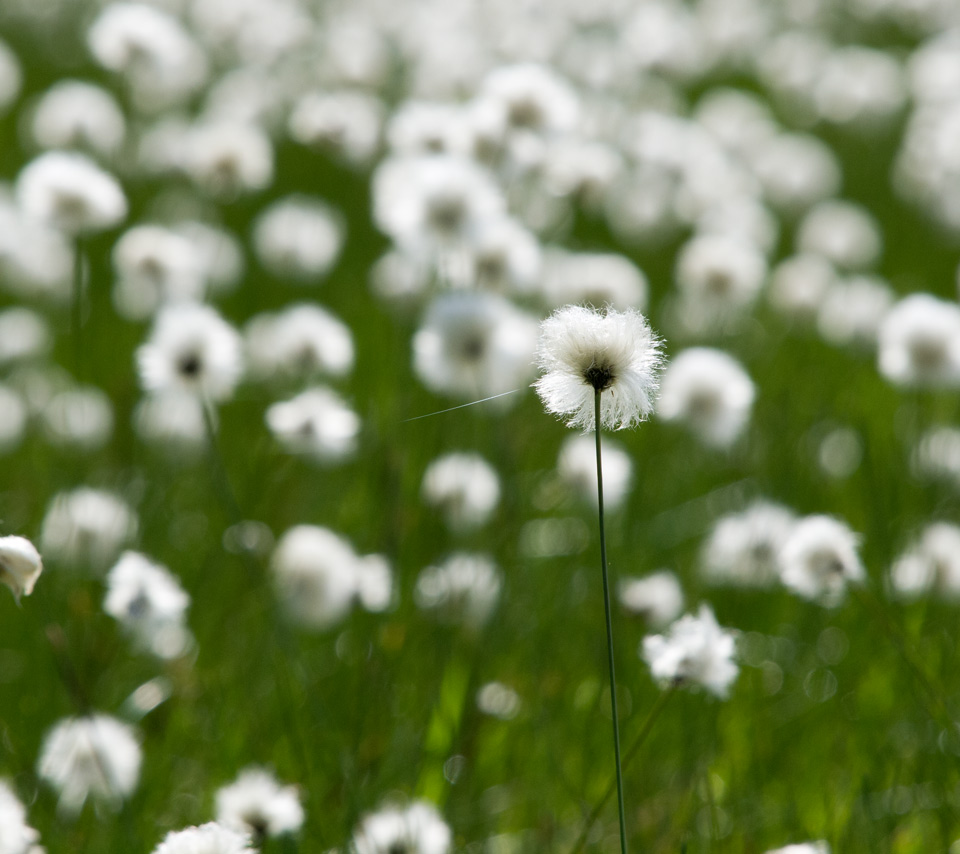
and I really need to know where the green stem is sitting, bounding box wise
[570,685,677,854]
[595,388,628,854]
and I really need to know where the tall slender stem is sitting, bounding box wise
[595,388,628,854]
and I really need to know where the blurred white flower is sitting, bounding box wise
[657,348,755,449]
[814,46,905,128]
[37,715,141,814]
[271,526,389,629]
[779,515,865,606]
[877,293,960,388]
[415,553,502,628]
[797,200,882,272]
[112,224,206,320]
[462,216,541,294]
[890,523,960,601]
[245,304,354,381]
[266,387,360,464]
[134,391,207,453]
[541,250,647,311]
[557,433,633,511]
[252,196,344,283]
[750,133,841,215]
[216,768,303,839]
[183,122,274,198]
[480,63,579,137]
[104,551,192,659]
[352,800,451,854]
[817,275,894,348]
[137,303,243,403]
[0,536,42,600]
[172,221,244,295]
[642,604,739,698]
[619,571,684,628]
[42,386,114,452]
[534,305,663,431]
[768,254,836,322]
[40,488,137,571]
[387,100,471,156]
[421,452,501,531]
[413,292,538,401]
[88,2,208,111]
[476,681,521,720]
[30,80,126,158]
[0,203,72,302]
[0,779,41,854]
[913,426,960,488]
[289,90,384,167]
[0,308,51,365]
[702,501,796,587]
[0,385,27,454]
[151,822,254,854]
[373,154,504,253]
[16,151,127,235]
[764,844,829,854]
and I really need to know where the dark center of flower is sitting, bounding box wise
[909,337,948,371]
[460,334,486,361]
[177,351,203,378]
[388,842,410,854]
[508,97,544,130]
[428,194,466,234]
[584,363,615,391]
[476,251,507,283]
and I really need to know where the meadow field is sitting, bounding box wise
[1,0,960,852]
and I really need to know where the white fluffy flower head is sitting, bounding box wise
[0,535,42,600]
[151,822,255,854]
[534,305,663,431]
[215,767,303,839]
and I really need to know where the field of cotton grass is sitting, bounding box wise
[5,0,960,852]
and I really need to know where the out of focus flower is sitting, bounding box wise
[763,844,829,854]
[30,80,126,158]
[751,133,841,215]
[462,217,541,294]
[557,434,633,511]
[37,715,141,814]
[476,682,521,720]
[16,151,127,235]
[183,122,273,198]
[877,294,960,388]
[541,250,647,311]
[134,391,207,453]
[913,426,960,488]
[421,453,501,531]
[0,385,27,453]
[779,515,864,606]
[373,155,504,253]
[42,386,114,452]
[702,501,795,587]
[0,536,42,600]
[534,305,663,431]
[768,254,836,323]
[352,800,451,854]
[641,604,739,698]
[172,221,244,295]
[88,2,208,111]
[265,387,360,464]
[271,526,389,629]
[817,275,894,348]
[112,225,205,320]
[657,348,755,449]
[137,303,243,403]
[415,553,502,628]
[40,488,137,571]
[0,308,50,365]
[796,200,882,271]
[151,822,254,854]
[413,292,537,401]
[216,768,303,839]
[479,63,579,137]
[619,571,684,628]
[104,551,191,659]
[245,305,354,381]
[288,90,383,167]
[0,779,41,854]
[252,196,344,283]
[890,523,960,601]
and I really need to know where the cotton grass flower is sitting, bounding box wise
[779,515,865,606]
[889,523,960,601]
[252,196,344,283]
[764,844,829,854]
[557,434,633,511]
[0,536,42,600]
[0,779,41,854]
[104,551,192,659]
[351,800,451,854]
[265,387,360,464]
[702,501,796,587]
[641,604,739,698]
[137,303,243,403]
[40,487,137,571]
[656,348,755,449]
[877,293,960,388]
[16,151,127,235]
[421,452,501,531]
[215,768,304,839]
[534,305,663,431]
[151,822,255,854]
[619,571,684,628]
[37,714,141,814]
[415,553,502,629]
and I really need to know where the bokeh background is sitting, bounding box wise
[2,0,960,851]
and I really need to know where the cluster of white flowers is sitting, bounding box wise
[351,800,451,854]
